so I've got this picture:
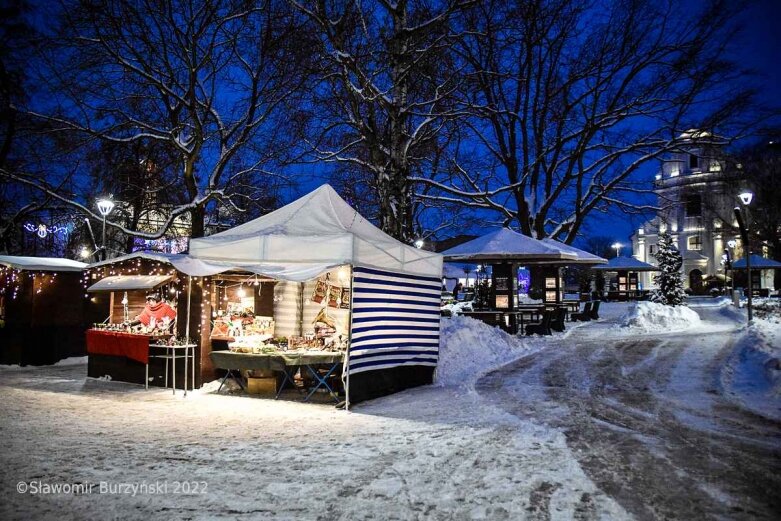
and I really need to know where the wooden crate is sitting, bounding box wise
[247,376,276,395]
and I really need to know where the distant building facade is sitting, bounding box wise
[630,130,773,292]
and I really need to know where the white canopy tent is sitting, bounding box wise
[186,184,442,280]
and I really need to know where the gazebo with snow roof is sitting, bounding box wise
[592,256,660,301]
[441,228,606,309]
[731,254,781,295]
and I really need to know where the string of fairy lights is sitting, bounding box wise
[80,257,277,330]
[0,265,59,300]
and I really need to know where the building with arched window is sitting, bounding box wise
[629,130,770,293]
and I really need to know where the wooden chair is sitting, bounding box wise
[525,309,553,336]
[571,301,593,322]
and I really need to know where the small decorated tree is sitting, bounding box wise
[652,231,686,306]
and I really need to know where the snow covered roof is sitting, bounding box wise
[86,251,183,269]
[87,275,173,292]
[441,228,577,262]
[0,255,86,272]
[592,256,660,272]
[732,254,781,270]
[539,239,607,265]
[187,184,442,280]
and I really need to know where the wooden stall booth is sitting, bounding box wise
[84,252,203,390]
[0,255,107,365]
[592,256,660,301]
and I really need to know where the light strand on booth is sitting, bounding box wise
[348,267,441,375]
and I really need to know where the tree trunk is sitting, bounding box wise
[190,205,205,239]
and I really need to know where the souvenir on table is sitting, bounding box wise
[327,284,341,308]
[312,278,327,304]
[211,318,231,339]
[339,287,351,309]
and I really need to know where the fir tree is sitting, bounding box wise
[652,231,687,306]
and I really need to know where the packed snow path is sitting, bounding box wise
[0,362,628,520]
[477,306,781,520]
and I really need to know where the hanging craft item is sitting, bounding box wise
[327,284,341,308]
[339,287,351,309]
[312,278,327,304]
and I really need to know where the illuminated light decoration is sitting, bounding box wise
[414,239,424,249]
[23,223,69,239]
[738,190,753,206]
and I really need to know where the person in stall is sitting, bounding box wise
[126,292,177,331]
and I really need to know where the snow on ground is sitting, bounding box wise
[0,313,631,520]
[436,315,589,388]
[618,301,701,332]
[4,298,777,520]
[721,298,781,421]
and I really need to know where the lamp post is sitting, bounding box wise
[96,198,115,261]
[733,190,753,323]
[612,242,622,258]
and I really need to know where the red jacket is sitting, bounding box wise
[136,301,177,327]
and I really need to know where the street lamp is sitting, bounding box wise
[612,242,622,258]
[96,198,115,261]
[733,190,753,323]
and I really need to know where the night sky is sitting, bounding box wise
[579,0,781,253]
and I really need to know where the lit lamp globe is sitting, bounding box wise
[414,239,424,249]
[97,198,115,217]
[738,190,753,206]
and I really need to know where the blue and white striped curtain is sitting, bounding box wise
[348,266,441,374]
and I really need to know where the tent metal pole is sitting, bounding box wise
[298,282,304,336]
[185,275,192,343]
[344,265,354,411]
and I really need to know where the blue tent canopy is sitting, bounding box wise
[591,256,660,271]
[732,254,781,269]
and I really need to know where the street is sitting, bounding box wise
[477,307,781,520]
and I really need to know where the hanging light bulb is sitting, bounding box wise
[237,286,246,298]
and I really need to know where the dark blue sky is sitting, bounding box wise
[581,0,781,253]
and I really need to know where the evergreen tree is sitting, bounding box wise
[652,232,687,306]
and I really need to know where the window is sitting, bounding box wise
[689,154,699,169]
[685,194,701,217]
[687,235,702,251]
[649,245,657,257]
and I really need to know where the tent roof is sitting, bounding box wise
[87,275,173,292]
[441,228,577,262]
[592,256,660,272]
[732,254,781,270]
[187,184,442,280]
[0,255,86,272]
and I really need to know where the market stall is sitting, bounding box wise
[0,255,107,365]
[84,252,199,390]
[185,184,443,406]
[592,256,660,301]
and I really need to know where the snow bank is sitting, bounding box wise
[0,355,88,371]
[436,316,530,388]
[722,303,781,421]
[619,301,701,332]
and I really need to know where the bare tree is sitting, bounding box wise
[2,0,312,240]
[291,0,473,242]
[413,0,759,243]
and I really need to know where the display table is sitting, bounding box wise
[86,330,151,364]
[209,350,344,402]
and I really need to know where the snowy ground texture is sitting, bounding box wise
[1,299,780,520]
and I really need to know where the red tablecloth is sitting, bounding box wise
[86,330,150,364]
